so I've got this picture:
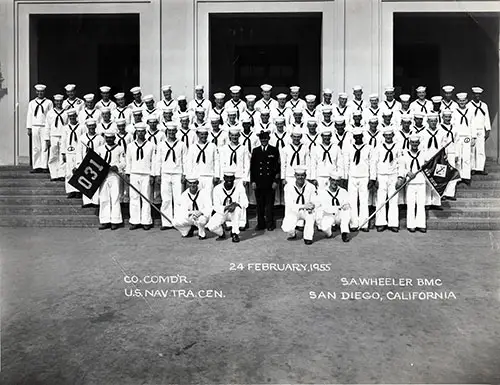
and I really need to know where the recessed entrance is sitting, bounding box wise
[209,13,322,97]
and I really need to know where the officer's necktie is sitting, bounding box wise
[54,109,65,128]
[417,101,428,114]
[229,144,240,165]
[164,140,178,163]
[85,109,95,120]
[472,101,485,116]
[148,131,159,146]
[457,109,469,126]
[383,143,395,163]
[34,99,46,117]
[136,141,146,160]
[321,144,333,163]
[104,145,117,164]
[336,132,346,150]
[117,134,127,153]
[86,134,95,152]
[385,100,395,110]
[223,187,235,205]
[409,151,421,172]
[337,106,347,116]
[368,131,378,147]
[290,144,303,166]
[400,131,410,150]
[307,134,318,151]
[212,131,223,146]
[327,189,340,206]
[242,132,252,153]
[274,132,286,149]
[196,143,209,163]
[189,191,200,211]
[69,124,78,146]
[353,100,363,112]
[427,130,438,149]
[353,144,365,165]
[117,107,126,119]
[295,185,306,204]
[180,129,190,149]
[441,124,454,142]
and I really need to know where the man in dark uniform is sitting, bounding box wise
[250,131,280,231]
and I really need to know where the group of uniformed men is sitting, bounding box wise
[26,82,491,244]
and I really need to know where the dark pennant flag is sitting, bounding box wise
[68,148,110,198]
[422,147,460,197]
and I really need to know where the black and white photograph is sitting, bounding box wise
[0,0,500,383]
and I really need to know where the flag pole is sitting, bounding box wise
[356,140,453,231]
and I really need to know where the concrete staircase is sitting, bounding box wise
[0,162,499,229]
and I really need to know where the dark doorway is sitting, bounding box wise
[30,14,139,102]
[209,13,322,100]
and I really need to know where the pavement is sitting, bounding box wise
[0,227,499,384]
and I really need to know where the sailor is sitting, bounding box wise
[78,93,101,128]
[115,118,133,204]
[430,96,443,123]
[211,92,228,127]
[285,86,306,111]
[45,94,67,180]
[224,107,242,131]
[159,106,175,130]
[241,94,260,129]
[397,116,414,151]
[310,126,344,190]
[319,106,335,132]
[173,175,212,239]
[240,117,260,156]
[27,84,53,173]
[441,110,458,201]
[304,94,320,121]
[410,86,432,115]
[281,126,309,185]
[333,92,351,121]
[62,84,83,112]
[157,85,178,112]
[125,122,156,230]
[314,170,351,242]
[97,129,126,230]
[272,93,292,123]
[255,84,278,112]
[186,125,220,194]
[127,108,145,136]
[453,92,475,185]
[146,116,166,147]
[156,122,187,230]
[224,85,245,118]
[270,117,290,152]
[112,93,132,125]
[174,95,190,119]
[129,86,145,110]
[256,109,274,133]
[397,135,428,233]
[303,119,320,153]
[143,94,160,122]
[289,108,305,132]
[380,110,394,128]
[333,116,352,154]
[349,110,365,130]
[188,85,212,117]
[373,126,402,232]
[347,85,367,113]
[395,94,412,124]
[77,118,104,208]
[343,127,376,231]
[365,117,382,148]
[363,94,383,123]
[209,116,229,148]
[412,113,427,134]
[219,127,250,191]
[96,107,115,136]
[60,109,82,198]
[281,166,317,245]
[382,86,401,115]
[95,86,116,111]
[250,130,281,230]
[319,88,334,109]
[207,168,249,243]
[178,113,197,150]
[191,107,207,130]
[441,85,458,112]
[470,86,491,175]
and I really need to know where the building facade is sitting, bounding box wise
[0,0,499,165]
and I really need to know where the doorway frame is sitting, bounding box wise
[381,1,500,162]
[15,0,160,164]
[196,0,344,98]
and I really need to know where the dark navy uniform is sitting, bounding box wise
[250,131,280,230]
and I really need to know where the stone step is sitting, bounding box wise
[457,189,500,198]
[0,187,67,195]
[443,198,500,208]
[0,205,97,215]
[0,215,99,227]
[0,195,81,205]
[428,208,500,219]
[465,181,500,188]
[0,179,66,187]
[0,172,50,179]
